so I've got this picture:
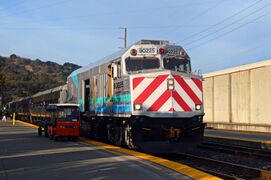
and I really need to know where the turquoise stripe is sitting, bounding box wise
[70,69,80,89]
[78,98,83,112]
[112,93,131,103]
[90,93,131,105]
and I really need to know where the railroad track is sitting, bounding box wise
[198,142,271,162]
[157,152,270,180]
[180,153,271,180]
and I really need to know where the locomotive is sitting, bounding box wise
[7,40,205,152]
[67,40,205,152]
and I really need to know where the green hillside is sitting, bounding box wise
[0,54,80,104]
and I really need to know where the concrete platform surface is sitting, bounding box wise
[0,120,218,180]
[205,129,271,141]
[205,129,271,149]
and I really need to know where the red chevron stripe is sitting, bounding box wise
[147,90,171,111]
[169,107,175,112]
[172,91,192,111]
[134,75,168,104]
[192,78,202,91]
[173,75,202,104]
[133,77,145,90]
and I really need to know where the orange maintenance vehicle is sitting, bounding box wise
[38,104,80,141]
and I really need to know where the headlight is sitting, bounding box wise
[195,104,201,110]
[168,85,174,90]
[130,49,137,56]
[168,79,174,85]
[167,78,174,91]
[134,104,142,111]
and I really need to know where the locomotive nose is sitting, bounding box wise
[131,72,203,115]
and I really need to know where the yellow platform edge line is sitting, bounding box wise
[80,138,221,180]
[205,135,271,145]
[15,120,221,179]
[15,120,39,129]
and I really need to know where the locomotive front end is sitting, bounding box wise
[123,40,205,152]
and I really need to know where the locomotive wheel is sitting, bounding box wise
[54,136,58,141]
[49,134,54,140]
[71,137,78,141]
[114,126,124,146]
[107,125,114,143]
[38,127,42,136]
[125,125,137,149]
[44,126,48,137]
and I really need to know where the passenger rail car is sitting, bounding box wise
[7,85,67,124]
[67,40,205,153]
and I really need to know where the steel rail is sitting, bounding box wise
[179,153,271,180]
[198,142,271,162]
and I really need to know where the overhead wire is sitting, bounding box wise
[187,5,271,50]
[1,20,271,31]
[195,40,271,71]
[0,0,73,20]
[0,2,194,26]
[159,0,225,37]
[177,0,264,44]
[0,0,28,12]
[183,0,269,47]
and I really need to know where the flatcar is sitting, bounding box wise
[67,40,205,153]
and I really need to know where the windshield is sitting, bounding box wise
[163,58,191,73]
[57,106,79,122]
[125,57,160,72]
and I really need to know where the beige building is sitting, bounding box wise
[203,59,271,133]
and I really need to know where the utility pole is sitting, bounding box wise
[119,27,127,49]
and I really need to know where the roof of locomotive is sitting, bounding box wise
[68,47,129,77]
[68,40,172,78]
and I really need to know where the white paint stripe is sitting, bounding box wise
[143,80,167,111]
[175,82,195,110]
[133,78,153,100]
[172,98,184,111]
[184,79,202,101]
[158,96,172,112]
[0,146,100,159]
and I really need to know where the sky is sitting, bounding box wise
[0,0,271,73]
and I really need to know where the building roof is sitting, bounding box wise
[203,59,271,78]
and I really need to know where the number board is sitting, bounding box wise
[166,47,178,56]
[137,46,157,55]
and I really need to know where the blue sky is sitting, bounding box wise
[0,0,271,72]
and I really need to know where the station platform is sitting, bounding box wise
[0,120,219,180]
[204,128,271,150]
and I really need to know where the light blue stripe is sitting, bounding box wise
[90,104,131,113]
[113,104,131,113]
[70,69,79,89]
